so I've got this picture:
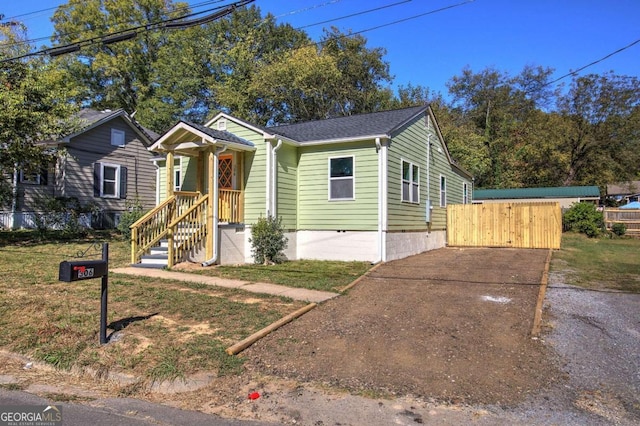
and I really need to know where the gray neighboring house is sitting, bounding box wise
[606,181,640,203]
[2,109,159,229]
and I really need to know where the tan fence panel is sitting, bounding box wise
[447,202,561,249]
[604,208,640,236]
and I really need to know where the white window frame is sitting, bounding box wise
[401,159,420,204]
[111,128,126,147]
[440,175,447,207]
[463,182,469,204]
[101,163,121,198]
[174,158,182,192]
[217,119,227,131]
[328,155,355,201]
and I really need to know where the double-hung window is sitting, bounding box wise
[94,162,126,199]
[101,163,120,197]
[329,156,354,200]
[440,175,447,207]
[402,160,419,203]
[463,182,469,204]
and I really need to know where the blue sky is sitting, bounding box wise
[2,0,639,98]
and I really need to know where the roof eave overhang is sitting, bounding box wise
[263,133,390,146]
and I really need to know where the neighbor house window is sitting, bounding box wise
[217,119,227,131]
[94,162,127,199]
[329,156,354,200]
[402,160,419,203]
[19,164,49,185]
[463,182,469,204]
[111,128,125,147]
[440,175,447,207]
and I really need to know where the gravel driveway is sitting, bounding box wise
[236,248,640,425]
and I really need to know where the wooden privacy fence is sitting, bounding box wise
[447,202,562,249]
[604,208,640,236]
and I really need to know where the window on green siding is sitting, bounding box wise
[440,175,447,207]
[329,156,354,200]
[174,158,182,191]
[402,160,419,203]
[463,182,469,204]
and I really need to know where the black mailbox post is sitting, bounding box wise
[59,243,110,344]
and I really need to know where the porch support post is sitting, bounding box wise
[206,148,215,259]
[166,151,174,199]
[196,153,204,194]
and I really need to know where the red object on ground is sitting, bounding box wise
[248,392,260,400]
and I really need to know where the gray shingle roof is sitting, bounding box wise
[182,120,254,147]
[265,105,427,142]
[76,108,159,142]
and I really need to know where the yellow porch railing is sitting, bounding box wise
[219,189,243,223]
[168,195,209,267]
[131,190,244,266]
[130,191,201,264]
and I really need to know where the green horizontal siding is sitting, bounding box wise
[276,143,297,229]
[212,118,267,225]
[387,114,472,231]
[298,141,378,231]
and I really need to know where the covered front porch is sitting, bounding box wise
[130,121,255,267]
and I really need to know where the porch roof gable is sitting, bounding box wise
[149,120,255,153]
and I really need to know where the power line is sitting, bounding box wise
[297,0,413,30]
[545,37,640,86]
[301,0,474,50]
[0,0,254,63]
[1,0,229,49]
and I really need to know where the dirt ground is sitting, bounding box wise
[10,246,632,425]
[243,247,560,406]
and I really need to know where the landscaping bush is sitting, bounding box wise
[611,222,627,237]
[562,202,604,238]
[117,199,146,239]
[249,215,288,265]
[32,195,98,237]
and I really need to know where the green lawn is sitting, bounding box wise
[551,232,640,293]
[0,230,370,384]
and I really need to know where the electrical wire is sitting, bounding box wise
[544,37,640,87]
[297,0,412,30]
[1,0,229,49]
[0,0,254,63]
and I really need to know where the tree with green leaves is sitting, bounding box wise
[446,65,557,188]
[556,72,640,187]
[206,6,310,125]
[51,0,204,131]
[0,22,78,206]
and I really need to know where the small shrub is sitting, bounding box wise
[117,199,146,239]
[611,222,627,237]
[32,196,98,237]
[563,202,604,238]
[249,215,288,265]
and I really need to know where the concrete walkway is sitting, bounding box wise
[110,267,340,303]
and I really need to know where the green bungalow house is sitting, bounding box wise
[131,105,472,267]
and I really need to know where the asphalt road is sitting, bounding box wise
[0,388,272,426]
